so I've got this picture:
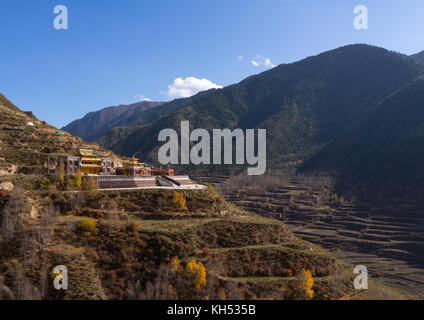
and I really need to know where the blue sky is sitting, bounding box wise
[1,0,424,128]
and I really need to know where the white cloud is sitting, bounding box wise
[264,58,275,68]
[249,55,275,68]
[135,94,152,102]
[237,55,244,61]
[256,54,275,68]
[166,77,223,98]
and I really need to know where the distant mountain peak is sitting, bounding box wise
[62,100,164,142]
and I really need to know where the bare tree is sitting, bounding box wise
[39,260,49,300]
[225,281,245,300]
[105,210,120,236]
[0,188,27,246]
[11,263,41,300]
[135,264,177,300]
[0,206,15,244]
[37,205,58,249]
[69,192,85,213]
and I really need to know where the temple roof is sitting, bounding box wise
[79,148,95,156]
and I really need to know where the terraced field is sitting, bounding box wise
[196,174,424,298]
[23,188,354,299]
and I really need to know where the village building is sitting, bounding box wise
[59,149,198,190]
[62,149,114,175]
[116,156,151,176]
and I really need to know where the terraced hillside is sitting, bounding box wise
[197,174,424,298]
[0,94,117,176]
[0,187,364,300]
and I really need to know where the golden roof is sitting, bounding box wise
[122,155,142,167]
[81,157,102,162]
[81,164,102,168]
[79,148,95,156]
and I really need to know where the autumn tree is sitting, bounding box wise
[74,170,82,189]
[171,256,182,272]
[58,160,65,187]
[185,260,206,289]
[299,269,314,299]
[285,269,314,300]
[133,257,235,300]
[172,192,186,209]
[82,177,97,191]
[78,218,97,235]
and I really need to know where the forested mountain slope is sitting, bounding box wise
[108,45,423,173]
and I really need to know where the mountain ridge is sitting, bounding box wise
[108,45,423,171]
[62,100,164,142]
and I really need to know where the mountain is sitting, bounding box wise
[302,74,424,197]
[62,101,164,142]
[105,45,423,175]
[93,97,200,148]
[410,50,424,65]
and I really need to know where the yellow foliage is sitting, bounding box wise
[299,269,314,299]
[218,288,226,300]
[171,256,181,272]
[205,183,214,191]
[75,170,82,188]
[172,192,186,208]
[82,177,97,190]
[78,218,97,233]
[59,160,65,184]
[185,260,206,289]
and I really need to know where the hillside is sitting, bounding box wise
[93,97,198,149]
[102,45,423,177]
[302,75,424,198]
[410,50,424,65]
[0,187,351,300]
[62,101,164,143]
[208,173,424,298]
[0,94,118,178]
